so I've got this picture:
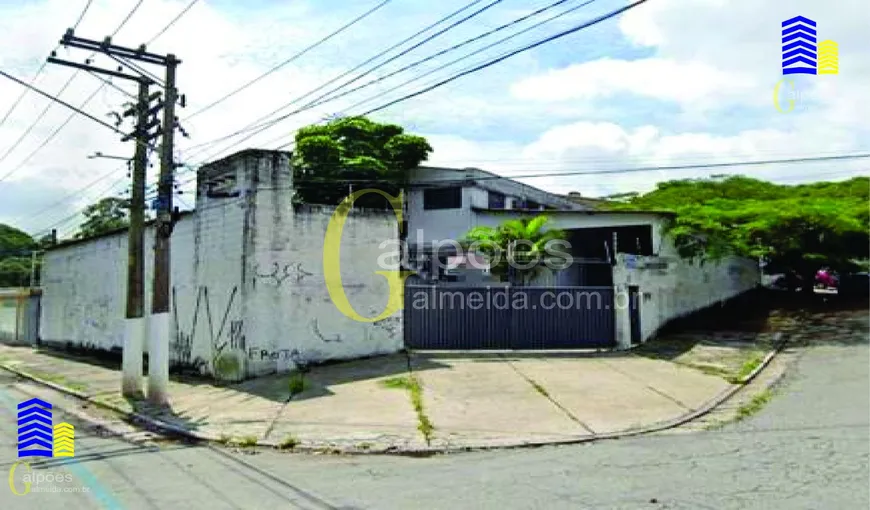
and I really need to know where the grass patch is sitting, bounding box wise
[26,369,89,393]
[217,433,232,445]
[529,379,550,398]
[234,435,259,448]
[727,351,766,384]
[382,375,435,444]
[277,434,299,450]
[288,371,305,396]
[381,376,413,390]
[736,390,774,420]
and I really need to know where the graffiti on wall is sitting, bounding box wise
[252,262,313,289]
[171,286,246,379]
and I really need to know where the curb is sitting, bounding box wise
[0,333,789,455]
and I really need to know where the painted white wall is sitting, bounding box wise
[612,253,761,343]
[40,150,402,381]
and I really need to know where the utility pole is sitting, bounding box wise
[120,80,152,397]
[49,30,181,403]
[149,54,179,406]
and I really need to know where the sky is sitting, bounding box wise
[0,0,867,237]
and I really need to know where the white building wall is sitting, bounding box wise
[40,150,402,381]
[612,253,760,343]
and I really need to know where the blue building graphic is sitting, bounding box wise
[782,16,817,75]
[17,398,54,458]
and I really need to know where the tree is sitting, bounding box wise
[75,197,130,239]
[606,176,870,292]
[463,215,567,285]
[292,116,433,208]
[0,224,37,287]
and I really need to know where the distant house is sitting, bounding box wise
[404,166,673,287]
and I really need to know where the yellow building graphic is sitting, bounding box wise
[818,40,839,75]
[53,422,75,457]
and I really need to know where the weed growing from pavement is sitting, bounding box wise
[728,351,766,384]
[27,369,89,393]
[288,371,305,396]
[235,435,259,447]
[529,379,550,398]
[381,375,435,444]
[736,389,774,420]
[278,435,299,450]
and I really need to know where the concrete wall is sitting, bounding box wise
[612,252,761,344]
[40,150,402,380]
[0,288,40,345]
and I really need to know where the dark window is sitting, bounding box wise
[488,191,506,209]
[512,197,525,209]
[423,187,462,210]
[526,200,540,210]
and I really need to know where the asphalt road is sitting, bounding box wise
[1,336,867,510]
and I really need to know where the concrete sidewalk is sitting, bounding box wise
[0,343,737,451]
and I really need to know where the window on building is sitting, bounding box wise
[423,187,462,210]
[526,200,541,210]
[488,191,506,209]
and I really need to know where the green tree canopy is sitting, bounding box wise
[75,197,130,240]
[292,116,433,208]
[0,224,36,287]
[463,215,567,285]
[606,175,870,286]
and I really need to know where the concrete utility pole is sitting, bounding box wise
[121,80,151,397]
[149,54,179,406]
[48,30,182,403]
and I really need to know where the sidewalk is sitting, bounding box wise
[0,340,752,452]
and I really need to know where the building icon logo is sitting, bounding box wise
[781,16,838,75]
[16,398,74,458]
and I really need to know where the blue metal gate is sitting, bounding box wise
[403,285,615,350]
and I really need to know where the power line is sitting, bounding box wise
[0,0,148,182]
[181,0,508,161]
[0,86,106,183]
[0,70,155,161]
[111,0,146,37]
[184,0,394,121]
[147,0,200,44]
[0,73,79,166]
[0,0,94,133]
[194,0,598,162]
[180,0,490,155]
[337,0,601,117]
[72,0,95,30]
[360,0,652,117]
[286,0,582,123]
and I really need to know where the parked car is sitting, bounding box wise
[815,268,839,289]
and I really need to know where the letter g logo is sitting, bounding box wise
[773,77,796,113]
[8,461,32,496]
[323,189,415,322]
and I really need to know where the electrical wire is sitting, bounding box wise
[360,0,652,117]
[179,0,490,155]
[0,0,94,133]
[0,0,148,182]
[183,0,394,121]
[147,0,200,44]
[181,0,508,161]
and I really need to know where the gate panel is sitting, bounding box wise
[404,284,615,350]
[511,287,615,349]
[404,285,511,350]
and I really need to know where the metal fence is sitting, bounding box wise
[0,288,41,346]
[404,285,615,350]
